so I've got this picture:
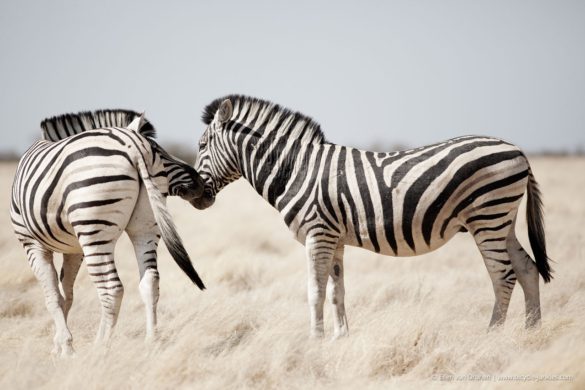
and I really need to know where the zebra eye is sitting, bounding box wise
[199,131,210,150]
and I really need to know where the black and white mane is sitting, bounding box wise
[40,109,156,142]
[202,94,327,144]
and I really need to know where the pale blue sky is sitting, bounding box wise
[1,0,584,154]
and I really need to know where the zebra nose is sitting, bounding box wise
[193,173,205,198]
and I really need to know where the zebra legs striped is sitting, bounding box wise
[138,266,159,341]
[84,247,124,344]
[327,244,348,339]
[471,214,517,327]
[127,185,161,340]
[27,246,74,357]
[306,235,337,338]
[507,220,541,327]
[133,236,160,341]
[472,216,542,329]
[60,254,83,320]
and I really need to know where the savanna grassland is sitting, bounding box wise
[0,157,583,389]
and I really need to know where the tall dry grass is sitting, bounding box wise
[0,158,583,389]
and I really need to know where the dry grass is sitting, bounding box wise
[0,157,583,389]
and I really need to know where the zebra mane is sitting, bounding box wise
[40,109,156,142]
[202,94,326,143]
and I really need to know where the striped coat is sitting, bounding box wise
[193,95,551,338]
[11,110,205,356]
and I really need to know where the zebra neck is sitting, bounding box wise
[238,135,323,209]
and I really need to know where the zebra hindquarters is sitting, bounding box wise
[69,177,140,344]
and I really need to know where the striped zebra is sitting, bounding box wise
[192,95,552,339]
[10,110,205,356]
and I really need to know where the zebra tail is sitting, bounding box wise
[136,157,206,290]
[526,168,553,283]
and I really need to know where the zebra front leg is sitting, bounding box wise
[327,244,348,339]
[306,235,337,338]
[507,229,541,328]
[27,246,74,357]
[60,253,83,321]
[84,249,124,344]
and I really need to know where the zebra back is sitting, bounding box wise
[40,109,156,141]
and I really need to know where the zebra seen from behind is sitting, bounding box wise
[192,94,552,339]
[11,110,206,356]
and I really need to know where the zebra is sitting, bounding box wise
[192,94,552,339]
[10,109,206,356]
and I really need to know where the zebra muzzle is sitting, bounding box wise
[190,190,215,210]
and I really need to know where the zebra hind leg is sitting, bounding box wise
[126,185,161,342]
[327,244,348,339]
[60,253,83,321]
[473,230,517,328]
[84,248,124,345]
[507,227,541,328]
[306,235,337,338]
[128,233,160,341]
[28,247,74,357]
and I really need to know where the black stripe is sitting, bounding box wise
[476,194,524,209]
[85,240,112,247]
[335,147,362,246]
[77,230,102,237]
[473,220,513,236]
[318,146,339,227]
[466,212,510,224]
[351,149,380,252]
[479,237,506,245]
[365,152,397,253]
[71,219,117,227]
[67,198,124,213]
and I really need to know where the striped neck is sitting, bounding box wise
[227,118,323,209]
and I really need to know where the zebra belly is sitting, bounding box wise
[338,213,464,257]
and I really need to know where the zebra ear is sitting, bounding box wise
[127,112,146,132]
[217,99,233,124]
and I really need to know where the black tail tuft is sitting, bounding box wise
[526,169,553,283]
[162,233,206,290]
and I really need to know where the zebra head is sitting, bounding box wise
[192,98,240,210]
[151,142,206,201]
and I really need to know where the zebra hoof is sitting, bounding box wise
[331,330,349,341]
[60,345,76,358]
[51,345,61,357]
